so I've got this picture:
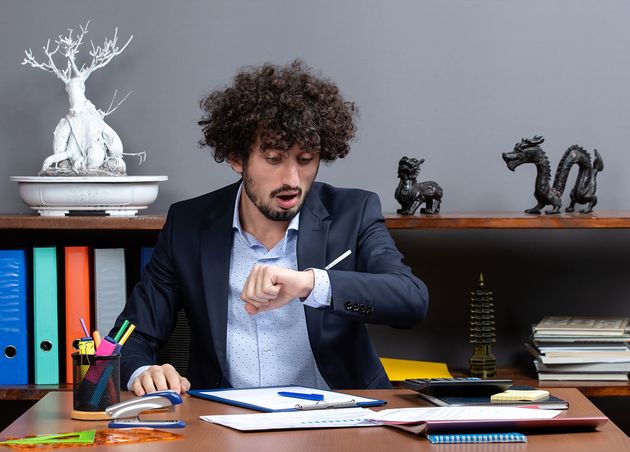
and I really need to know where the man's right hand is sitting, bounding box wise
[130,363,191,396]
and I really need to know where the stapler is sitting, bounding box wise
[105,390,186,428]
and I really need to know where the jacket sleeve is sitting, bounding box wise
[111,206,182,385]
[326,192,428,328]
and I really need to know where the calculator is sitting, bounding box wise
[402,377,513,396]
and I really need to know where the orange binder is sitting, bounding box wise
[65,247,91,384]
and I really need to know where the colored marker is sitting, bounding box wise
[118,324,136,346]
[79,317,90,338]
[113,320,129,342]
[93,330,102,348]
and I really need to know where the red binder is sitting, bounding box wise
[65,246,91,384]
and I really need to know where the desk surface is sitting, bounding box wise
[1,389,629,451]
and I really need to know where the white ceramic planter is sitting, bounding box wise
[10,176,168,216]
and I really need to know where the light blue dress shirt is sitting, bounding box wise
[128,185,331,390]
[226,186,330,388]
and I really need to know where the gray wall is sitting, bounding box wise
[2,1,630,370]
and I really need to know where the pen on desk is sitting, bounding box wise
[277,391,324,401]
[325,250,352,270]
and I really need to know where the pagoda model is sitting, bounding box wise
[469,274,496,378]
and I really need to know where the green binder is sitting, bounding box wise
[33,247,59,384]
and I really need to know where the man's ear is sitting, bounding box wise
[228,158,243,174]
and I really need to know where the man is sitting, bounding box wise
[113,60,428,396]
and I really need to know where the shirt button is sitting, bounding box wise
[263,345,271,352]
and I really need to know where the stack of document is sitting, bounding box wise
[527,316,630,381]
[201,405,607,434]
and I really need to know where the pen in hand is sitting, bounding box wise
[277,391,324,401]
[325,250,352,270]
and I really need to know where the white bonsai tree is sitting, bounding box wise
[22,21,144,176]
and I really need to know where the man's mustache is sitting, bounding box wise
[270,185,302,198]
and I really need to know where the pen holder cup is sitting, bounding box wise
[71,352,120,420]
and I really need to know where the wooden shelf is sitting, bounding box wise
[3,211,630,230]
[474,368,630,398]
[385,210,630,229]
[2,369,628,400]
[0,215,166,230]
[0,384,71,401]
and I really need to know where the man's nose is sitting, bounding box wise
[281,160,300,187]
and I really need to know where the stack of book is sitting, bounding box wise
[526,316,630,382]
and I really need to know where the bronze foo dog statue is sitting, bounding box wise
[395,156,443,215]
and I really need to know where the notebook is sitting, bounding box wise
[427,432,527,443]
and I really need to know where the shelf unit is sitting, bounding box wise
[1,212,629,398]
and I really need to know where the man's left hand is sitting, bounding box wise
[241,264,314,314]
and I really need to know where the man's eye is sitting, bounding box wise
[266,155,283,164]
[298,156,314,165]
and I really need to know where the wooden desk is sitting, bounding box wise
[1,389,629,451]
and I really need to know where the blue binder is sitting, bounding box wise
[33,247,59,384]
[0,249,28,384]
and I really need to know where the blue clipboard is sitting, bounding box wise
[188,385,386,412]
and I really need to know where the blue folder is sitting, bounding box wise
[0,250,28,384]
[33,247,59,385]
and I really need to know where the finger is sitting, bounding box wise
[131,377,146,396]
[254,265,269,299]
[242,265,270,303]
[244,303,259,315]
[162,364,182,393]
[180,377,191,393]
[138,371,157,394]
[262,280,281,297]
[149,367,169,392]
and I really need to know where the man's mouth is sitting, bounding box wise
[275,191,300,209]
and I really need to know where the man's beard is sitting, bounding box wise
[242,173,304,221]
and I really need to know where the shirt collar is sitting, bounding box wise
[232,183,300,245]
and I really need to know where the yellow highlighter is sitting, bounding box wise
[118,324,136,346]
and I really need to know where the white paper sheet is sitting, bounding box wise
[364,406,561,424]
[201,407,381,431]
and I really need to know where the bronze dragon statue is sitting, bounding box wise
[395,156,443,215]
[502,135,604,214]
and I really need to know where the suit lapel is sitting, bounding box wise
[297,187,330,357]
[200,182,239,373]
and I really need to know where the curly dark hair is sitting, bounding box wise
[198,59,357,163]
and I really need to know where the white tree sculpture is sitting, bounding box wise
[22,21,143,176]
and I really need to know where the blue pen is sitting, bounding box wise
[277,391,324,401]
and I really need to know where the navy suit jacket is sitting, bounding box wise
[115,181,428,390]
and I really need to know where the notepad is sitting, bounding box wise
[491,389,550,403]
